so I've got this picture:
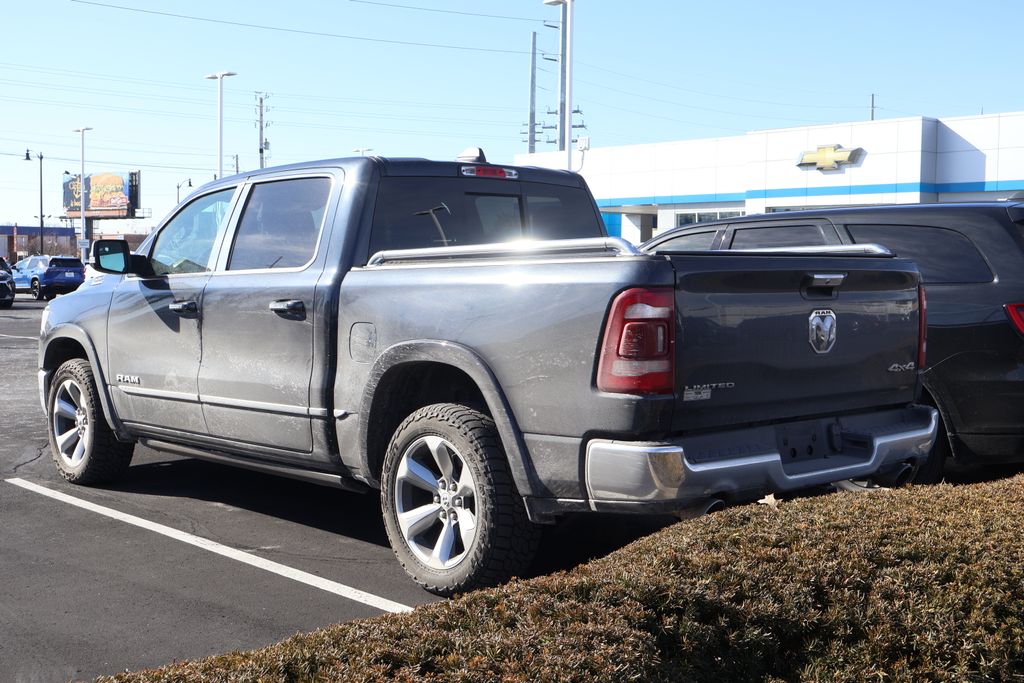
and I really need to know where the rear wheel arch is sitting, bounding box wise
[919,383,959,460]
[912,384,955,484]
[358,341,539,499]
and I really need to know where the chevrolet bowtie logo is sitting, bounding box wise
[797,144,863,171]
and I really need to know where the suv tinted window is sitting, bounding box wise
[228,177,331,271]
[369,178,602,254]
[151,188,235,276]
[49,258,82,268]
[653,230,717,251]
[846,224,993,284]
[730,224,827,249]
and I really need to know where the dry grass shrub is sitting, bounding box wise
[99,475,1024,682]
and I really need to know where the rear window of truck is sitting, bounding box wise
[368,177,603,254]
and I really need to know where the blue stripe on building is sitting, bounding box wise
[601,212,622,237]
[595,179,1024,209]
[0,226,76,236]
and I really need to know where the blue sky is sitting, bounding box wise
[2,0,1023,230]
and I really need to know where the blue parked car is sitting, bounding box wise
[12,255,85,300]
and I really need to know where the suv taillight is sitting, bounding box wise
[918,284,928,370]
[1005,303,1024,337]
[597,287,676,395]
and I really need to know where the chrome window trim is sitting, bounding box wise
[132,184,245,280]
[211,171,339,275]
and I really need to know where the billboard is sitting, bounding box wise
[63,171,141,219]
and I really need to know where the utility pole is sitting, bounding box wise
[233,154,240,175]
[870,93,875,121]
[528,32,537,153]
[556,2,567,152]
[256,92,271,169]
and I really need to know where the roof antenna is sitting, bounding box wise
[457,147,487,163]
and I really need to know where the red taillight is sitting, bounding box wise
[460,165,519,179]
[918,284,928,370]
[1006,303,1024,336]
[597,287,676,395]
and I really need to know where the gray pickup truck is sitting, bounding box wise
[39,153,937,594]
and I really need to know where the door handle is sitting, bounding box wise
[269,299,305,314]
[168,300,198,314]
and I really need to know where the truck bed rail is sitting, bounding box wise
[366,237,641,266]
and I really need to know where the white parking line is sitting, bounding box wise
[5,477,414,614]
[0,333,37,340]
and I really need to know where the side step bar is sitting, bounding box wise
[140,438,369,493]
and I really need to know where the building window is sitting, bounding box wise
[675,210,744,228]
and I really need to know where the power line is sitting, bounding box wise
[574,77,826,124]
[349,0,548,24]
[0,61,524,113]
[576,61,866,111]
[70,1,529,55]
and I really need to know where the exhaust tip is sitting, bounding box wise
[871,462,915,489]
[676,497,726,521]
[703,498,726,514]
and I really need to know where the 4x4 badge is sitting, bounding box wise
[809,309,837,354]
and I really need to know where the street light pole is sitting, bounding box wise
[23,149,44,253]
[176,178,192,203]
[543,0,574,170]
[72,127,92,263]
[205,71,237,179]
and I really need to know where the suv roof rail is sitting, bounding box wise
[729,244,894,256]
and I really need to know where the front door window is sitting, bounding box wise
[150,189,236,276]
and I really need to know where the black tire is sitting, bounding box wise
[912,411,950,485]
[0,299,11,309]
[381,403,541,596]
[31,279,43,301]
[47,358,134,485]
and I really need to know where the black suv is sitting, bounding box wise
[643,203,1024,482]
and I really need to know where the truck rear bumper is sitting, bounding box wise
[583,405,938,511]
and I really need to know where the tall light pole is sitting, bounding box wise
[23,149,44,253]
[176,178,192,203]
[72,127,92,263]
[543,0,574,170]
[352,147,373,156]
[205,71,237,179]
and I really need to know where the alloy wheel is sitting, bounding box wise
[51,379,92,469]
[394,435,478,570]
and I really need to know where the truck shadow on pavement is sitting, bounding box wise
[103,450,675,581]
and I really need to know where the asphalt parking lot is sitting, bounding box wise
[0,297,670,681]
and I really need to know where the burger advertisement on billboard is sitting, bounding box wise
[63,171,141,219]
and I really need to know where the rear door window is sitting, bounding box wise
[846,224,993,283]
[227,177,331,271]
[369,177,603,254]
[729,224,830,249]
[651,230,718,251]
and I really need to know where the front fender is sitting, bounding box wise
[357,339,540,498]
[40,324,130,441]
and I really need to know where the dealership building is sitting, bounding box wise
[515,110,1024,244]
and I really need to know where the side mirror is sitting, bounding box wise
[92,240,133,274]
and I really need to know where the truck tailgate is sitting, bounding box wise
[668,253,921,433]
